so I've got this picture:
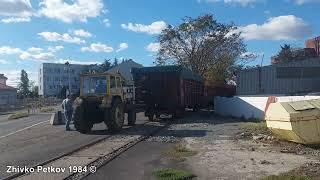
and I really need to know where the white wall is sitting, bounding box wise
[214,95,320,120]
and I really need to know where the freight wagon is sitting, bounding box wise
[132,66,204,120]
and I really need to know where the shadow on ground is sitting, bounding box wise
[86,112,256,140]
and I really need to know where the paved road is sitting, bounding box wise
[0,114,50,138]
[0,113,147,179]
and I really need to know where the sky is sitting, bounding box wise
[0,0,319,87]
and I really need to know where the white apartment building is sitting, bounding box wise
[38,63,89,97]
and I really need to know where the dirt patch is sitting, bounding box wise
[262,162,320,180]
[153,115,320,180]
[164,143,197,162]
[237,122,320,158]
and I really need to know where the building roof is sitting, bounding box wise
[0,83,16,91]
[0,74,8,80]
[107,59,143,85]
[131,65,203,82]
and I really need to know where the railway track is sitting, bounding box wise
[4,120,169,180]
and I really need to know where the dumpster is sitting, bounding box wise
[265,99,320,144]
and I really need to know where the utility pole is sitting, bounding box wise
[65,61,71,96]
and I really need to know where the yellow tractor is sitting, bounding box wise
[72,72,136,134]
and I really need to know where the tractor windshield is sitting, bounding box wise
[82,76,108,95]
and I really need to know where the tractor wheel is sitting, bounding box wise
[128,110,136,126]
[73,99,93,134]
[106,98,124,132]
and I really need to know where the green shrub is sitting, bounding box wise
[153,168,195,180]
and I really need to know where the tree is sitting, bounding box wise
[276,44,293,63]
[274,44,317,64]
[18,70,30,97]
[58,86,67,99]
[156,14,246,86]
[112,58,119,67]
[101,59,112,72]
[82,58,121,74]
[29,80,39,98]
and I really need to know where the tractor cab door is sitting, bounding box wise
[109,75,123,97]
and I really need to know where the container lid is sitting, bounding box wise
[288,101,315,111]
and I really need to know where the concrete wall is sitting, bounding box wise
[214,95,320,120]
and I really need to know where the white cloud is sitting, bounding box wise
[0,45,59,62]
[19,51,55,61]
[121,21,167,35]
[240,52,259,59]
[81,43,113,53]
[56,59,101,65]
[1,17,31,23]
[237,15,311,40]
[103,18,111,27]
[198,0,262,7]
[38,32,85,44]
[38,0,104,23]
[0,0,33,17]
[0,46,22,54]
[0,59,8,64]
[146,43,160,52]
[116,43,128,52]
[27,47,43,53]
[48,45,64,52]
[73,29,92,38]
[2,70,37,87]
[291,0,319,5]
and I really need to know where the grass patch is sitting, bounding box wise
[261,174,311,180]
[8,112,29,120]
[40,107,55,113]
[164,144,197,162]
[241,122,271,135]
[153,168,196,180]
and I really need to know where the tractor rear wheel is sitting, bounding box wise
[106,98,124,132]
[73,99,93,134]
[128,110,136,126]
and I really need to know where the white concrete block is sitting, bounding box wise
[215,95,320,120]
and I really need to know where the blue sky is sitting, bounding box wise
[0,0,319,87]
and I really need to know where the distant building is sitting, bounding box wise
[107,59,143,85]
[306,36,320,56]
[0,74,17,105]
[38,63,89,97]
[237,58,320,95]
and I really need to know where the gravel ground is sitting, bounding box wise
[149,113,320,180]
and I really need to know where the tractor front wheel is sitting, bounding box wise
[105,98,124,132]
[73,99,93,134]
